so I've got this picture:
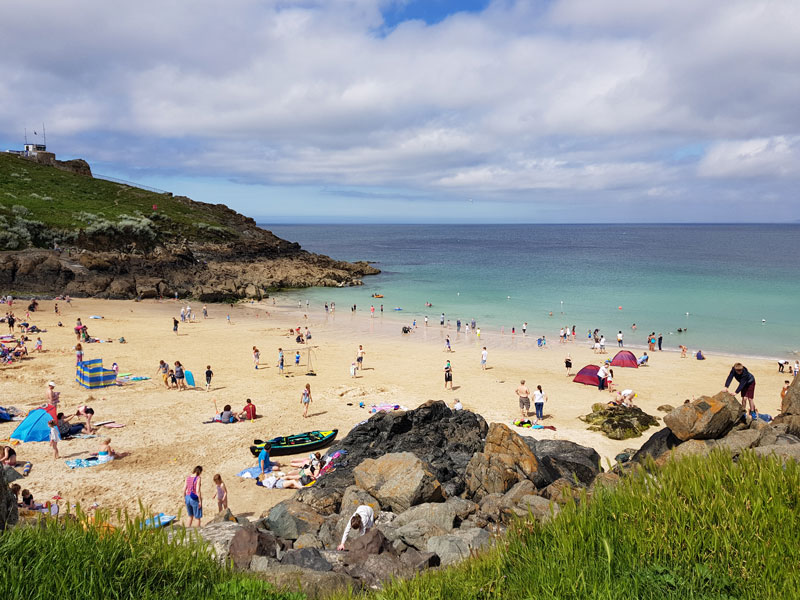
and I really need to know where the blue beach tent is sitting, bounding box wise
[76,359,117,389]
[11,407,57,442]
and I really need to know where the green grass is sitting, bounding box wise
[0,508,301,600]
[0,152,239,248]
[334,451,800,600]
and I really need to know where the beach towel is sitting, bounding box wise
[65,455,114,469]
[370,404,409,413]
[237,466,263,479]
[89,315,104,319]
[143,513,177,529]
[69,433,98,439]
[101,422,125,428]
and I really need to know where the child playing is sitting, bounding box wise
[205,365,213,392]
[34,337,43,352]
[213,474,228,512]
[253,346,260,369]
[48,419,60,459]
[295,350,301,367]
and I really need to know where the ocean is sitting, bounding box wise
[263,224,800,360]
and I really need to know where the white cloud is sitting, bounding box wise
[0,0,798,218]
[698,136,800,178]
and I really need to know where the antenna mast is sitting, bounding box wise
[24,128,28,145]
[42,123,46,147]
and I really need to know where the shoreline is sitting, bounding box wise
[0,296,791,520]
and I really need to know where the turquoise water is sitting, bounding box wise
[263,224,800,359]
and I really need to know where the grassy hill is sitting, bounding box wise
[0,152,253,250]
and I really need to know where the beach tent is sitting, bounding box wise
[573,365,601,386]
[610,350,638,368]
[11,406,57,442]
[76,359,117,389]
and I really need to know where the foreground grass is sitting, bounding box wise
[0,510,300,600]
[339,451,800,600]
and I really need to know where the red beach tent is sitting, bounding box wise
[610,350,638,368]
[573,365,601,386]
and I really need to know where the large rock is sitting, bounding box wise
[451,527,492,552]
[353,452,443,513]
[265,499,326,540]
[197,522,259,569]
[339,485,381,517]
[464,423,540,501]
[0,464,18,531]
[580,404,660,440]
[399,548,441,571]
[664,392,744,441]
[344,553,411,588]
[522,438,602,487]
[393,502,458,532]
[714,428,763,455]
[445,496,478,521]
[280,547,332,572]
[780,377,800,415]
[753,444,800,462]
[310,401,488,500]
[294,485,344,516]
[395,520,448,550]
[252,562,358,597]
[632,427,683,462]
[507,495,560,523]
[426,534,470,566]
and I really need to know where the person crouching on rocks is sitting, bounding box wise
[338,505,374,550]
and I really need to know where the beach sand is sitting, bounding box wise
[1,298,789,522]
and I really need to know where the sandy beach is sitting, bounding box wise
[1,297,790,522]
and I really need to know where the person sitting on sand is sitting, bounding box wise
[258,443,280,475]
[96,438,116,462]
[637,353,649,366]
[217,404,237,423]
[1,445,17,466]
[238,399,257,421]
[696,350,705,360]
[337,505,375,550]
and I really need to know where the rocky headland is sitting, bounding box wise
[0,152,378,300]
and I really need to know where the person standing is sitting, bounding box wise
[173,317,179,335]
[523,322,527,336]
[444,360,453,390]
[184,466,203,527]
[440,313,445,327]
[564,355,573,376]
[202,305,208,319]
[617,331,623,347]
[657,333,663,351]
[46,381,60,407]
[370,305,375,318]
[597,364,608,391]
[457,319,461,333]
[781,380,791,405]
[723,362,757,415]
[156,360,170,388]
[301,383,312,418]
[277,348,284,374]
[356,345,365,370]
[533,385,547,421]
[48,419,61,459]
[445,336,452,352]
[75,343,84,365]
[516,380,531,419]
[174,361,187,391]
[480,347,488,370]
[253,346,260,370]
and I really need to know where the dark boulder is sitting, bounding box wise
[280,547,332,572]
[632,427,683,462]
[580,404,660,440]
[522,438,602,487]
[310,401,488,504]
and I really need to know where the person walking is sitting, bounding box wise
[533,385,547,421]
[253,346,260,370]
[184,466,203,527]
[617,331,623,347]
[301,383,313,418]
[205,365,213,392]
[723,362,757,416]
[480,347,488,370]
[356,345,365,370]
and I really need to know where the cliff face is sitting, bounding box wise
[0,154,379,299]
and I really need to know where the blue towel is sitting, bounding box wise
[65,456,113,469]
[237,466,262,479]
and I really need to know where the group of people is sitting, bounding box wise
[515,380,548,421]
[155,359,192,390]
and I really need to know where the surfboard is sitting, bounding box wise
[185,370,195,387]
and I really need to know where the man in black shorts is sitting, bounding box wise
[723,362,756,416]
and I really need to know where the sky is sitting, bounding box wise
[1,0,798,223]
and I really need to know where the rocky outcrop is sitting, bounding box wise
[580,403,659,440]
[196,522,260,569]
[301,401,488,510]
[663,392,744,441]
